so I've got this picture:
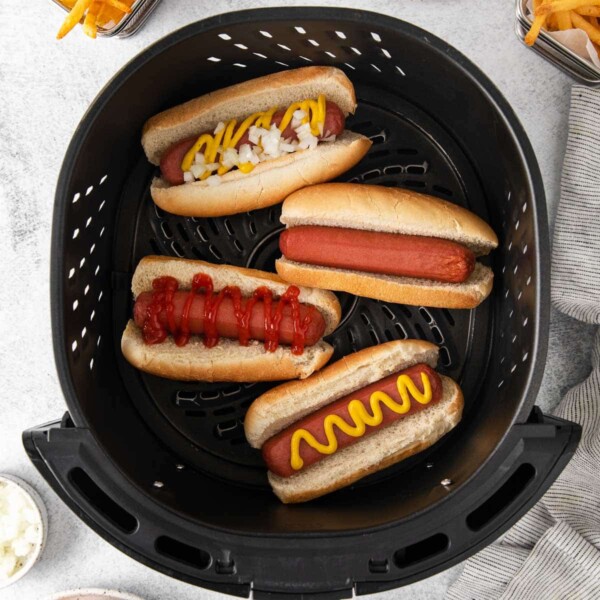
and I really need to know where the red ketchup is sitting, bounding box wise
[140,274,314,355]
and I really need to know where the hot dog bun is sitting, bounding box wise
[121,256,342,382]
[141,67,371,217]
[276,183,498,308]
[245,340,463,503]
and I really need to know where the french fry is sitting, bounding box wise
[570,10,600,43]
[106,0,133,13]
[83,0,101,38]
[538,0,600,16]
[56,0,93,39]
[556,10,573,28]
[576,5,600,16]
[525,14,548,45]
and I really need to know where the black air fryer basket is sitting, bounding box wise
[25,8,581,598]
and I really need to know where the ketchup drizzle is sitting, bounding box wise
[141,273,312,355]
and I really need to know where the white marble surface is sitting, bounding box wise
[0,1,597,599]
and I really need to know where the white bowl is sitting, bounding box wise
[45,589,146,600]
[0,474,48,589]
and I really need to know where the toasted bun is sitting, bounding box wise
[268,375,463,503]
[276,259,494,309]
[121,321,333,382]
[150,132,371,217]
[142,66,358,165]
[281,184,498,255]
[122,256,342,382]
[245,340,439,448]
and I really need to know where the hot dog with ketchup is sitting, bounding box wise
[245,340,463,503]
[141,67,371,217]
[121,256,341,382]
[275,183,499,309]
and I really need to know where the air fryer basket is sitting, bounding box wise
[25,8,580,598]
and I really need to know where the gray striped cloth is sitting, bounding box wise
[446,86,600,599]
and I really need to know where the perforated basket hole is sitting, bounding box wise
[64,174,112,376]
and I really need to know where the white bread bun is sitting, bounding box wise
[150,131,371,217]
[141,67,371,217]
[277,183,497,308]
[121,322,334,382]
[142,67,358,165]
[244,340,463,503]
[121,256,342,382]
[275,259,493,309]
[280,183,498,255]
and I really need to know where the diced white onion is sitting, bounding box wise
[190,164,207,179]
[238,144,254,164]
[183,171,195,183]
[222,148,239,168]
[0,481,42,581]
[214,121,225,134]
[197,110,327,182]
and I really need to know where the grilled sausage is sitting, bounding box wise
[279,226,476,283]
[134,290,326,347]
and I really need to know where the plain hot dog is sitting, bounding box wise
[279,226,475,284]
[276,184,499,309]
[245,340,464,503]
[160,102,346,185]
[133,290,326,347]
[262,364,442,477]
[121,256,342,382]
[142,67,371,217]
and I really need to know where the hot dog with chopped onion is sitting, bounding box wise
[275,183,499,309]
[121,256,342,382]
[245,340,463,503]
[141,67,371,217]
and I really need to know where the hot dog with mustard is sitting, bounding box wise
[245,340,464,503]
[141,67,371,217]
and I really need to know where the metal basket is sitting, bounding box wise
[515,0,600,85]
[50,0,160,37]
[24,8,580,598]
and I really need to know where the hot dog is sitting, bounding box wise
[263,364,443,477]
[121,256,342,382]
[279,227,476,284]
[276,184,499,309]
[160,102,346,186]
[142,67,371,217]
[245,340,464,503]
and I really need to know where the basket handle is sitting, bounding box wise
[23,408,580,599]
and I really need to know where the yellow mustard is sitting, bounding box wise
[181,95,327,178]
[290,373,433,471]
